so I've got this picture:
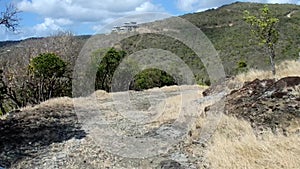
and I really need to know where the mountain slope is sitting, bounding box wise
[182,2,300,73]
[120,2,300,83]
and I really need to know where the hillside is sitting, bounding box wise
[121,2,300,81]
[182,2,300,73]
[0,2,299,85]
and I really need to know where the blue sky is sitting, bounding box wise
[0,0,299,41]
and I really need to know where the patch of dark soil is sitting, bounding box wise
[0,104,86,168]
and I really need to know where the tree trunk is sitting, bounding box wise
[0,102,6,115]
[268,46,276,76]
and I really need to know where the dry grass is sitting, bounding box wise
[146,85,207,126]
[235,60,300,83]
[21,97,74,111]
[21,90,112,111]
[152,92,200,124]
[206,115,300,169]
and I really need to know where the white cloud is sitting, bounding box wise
[176,0,198,11]
[14,0,166,39]
[177,0,235,11]
[135,1,164,12]
[34,18,72,33]
[17,0,164,22]
[15,0,165,36]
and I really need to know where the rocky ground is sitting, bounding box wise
[224,76,300,135]
[0,77,299,169]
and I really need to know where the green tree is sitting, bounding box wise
[29,53,68,103]
[93,48,126,92]
[130,68,176,91]
[244,5,279,75]
[29,53,66,79]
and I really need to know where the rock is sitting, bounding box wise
[224,76,300,134]
[275,76,300,88]
[170,152,189,163]
[202,77,238,97]
[158,160,184,169]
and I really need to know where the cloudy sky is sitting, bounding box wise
[0,0,299,41]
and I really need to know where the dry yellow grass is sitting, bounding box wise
[21,97,74,111]
[235,60,300,83]
[151,91,203,125]
[206,115,300,169]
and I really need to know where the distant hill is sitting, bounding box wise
[0,2,299,85]
[181,2,300,73]
[119,2,300,84]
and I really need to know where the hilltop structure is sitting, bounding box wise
[112,22,138,33]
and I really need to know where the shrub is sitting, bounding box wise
[93,48,127,92]
[236,60,248,73]
[29,53,66,79]
[130,68,177,91]
[28,53,69,103]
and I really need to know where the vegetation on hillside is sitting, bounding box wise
[92,47,178,92]
[0,52,71,115]
[182,2,300,73]
[92,48,127,92]
[130,68,177,91]
[244,5,279,75]
[28,53,71,102]
[120,33,210,85]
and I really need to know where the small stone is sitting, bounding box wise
[158,160,183,169]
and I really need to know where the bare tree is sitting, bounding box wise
[0,3,20,31]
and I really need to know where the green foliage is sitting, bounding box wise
[121,34,209,85]
[180,2,299,76]
[244,5,279,75]
[244,5,279,48]
[236,60,248,73]
[28,53,70,103]
[29,53,66,79]
[0,53,71,115]
[238,60,247,68]
[118,3,300,82]
[92,48,178,91]
[130,68,177,91]
[93,48,127,92]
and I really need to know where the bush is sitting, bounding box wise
[29,53,66,79]
[93,48,127,92]
[28,53,70,103]
[130,68,177,91]
[236,60,248,73]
